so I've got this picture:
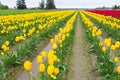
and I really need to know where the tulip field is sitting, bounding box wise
[0,10,120,80]
[87,10,120,18]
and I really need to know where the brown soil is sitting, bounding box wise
[68,14,101,80]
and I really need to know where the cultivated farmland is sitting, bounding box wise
[0,10,120,80]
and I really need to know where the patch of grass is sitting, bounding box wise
[0,10,59,15]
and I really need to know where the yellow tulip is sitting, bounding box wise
[60,44,62,48]
[48,58,54,65]
[52,43,58,50]
[50,39,54,43]
[5,41,9,46]
[99,42,103,47]
[48,50,54,58]
[36,30,39,34]
[54,68,59,75]
[41,51,46,58]
[114,57,119,63]
[39,63,45,73]
[117,66,120,74]
[111,45,116,51]
[59,40,62,44]
[53,55,57,61]
[55,35,59,42]
[1,52,5,56]
[22,29,26,33]
[102,47,106,52]
[66,33,69,37]
[62,34,65,41]
[47,65,54,75]
[57,58,60,62]
[115,41,120,49]
[24,61,32,71]
[37,55,43,64]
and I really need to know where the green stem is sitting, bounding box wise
[118,75,120,80]
[41,73,44,80]
[47,75,51,80]
[28,71,31,80]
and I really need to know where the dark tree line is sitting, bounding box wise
[0,2,9,9]
[112,5,120,9]
[16,0,56,9]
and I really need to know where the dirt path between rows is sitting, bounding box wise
[14,42,52,80]
[69,14,100,80]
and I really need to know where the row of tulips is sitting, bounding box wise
[0,10,75,55]
[82,11,120,56]
[0,10,76,79]
[23,12,78,80]
[87,10,120,18]
[83,10,120,40]
[80,11,120,80]
[82,11,120,53]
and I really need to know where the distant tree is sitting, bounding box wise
[102,6,106,9]
[14,6,17,9]
[39,0,45,9]
[30,7,37,10]
[0,2,1,5]
[45,0,56,9]
[119,5,120,8]
[113,5,119,9]
[16,0,27,9]
[0,2,9,9]
[0,5,9,9]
